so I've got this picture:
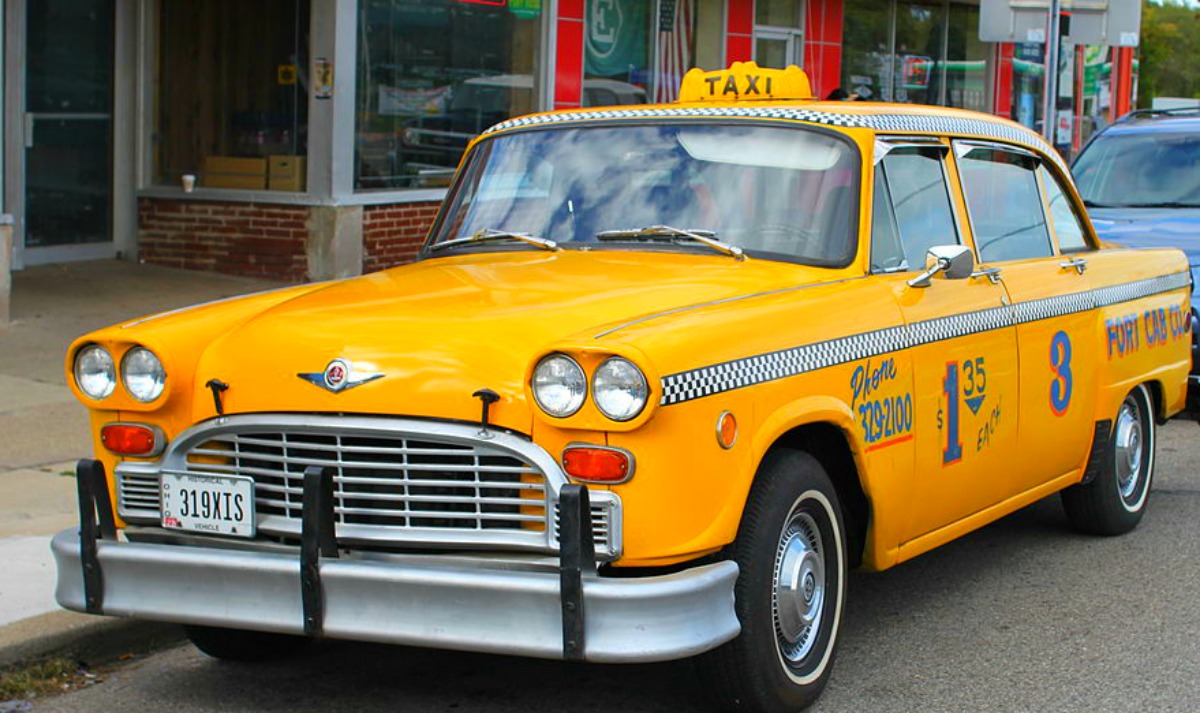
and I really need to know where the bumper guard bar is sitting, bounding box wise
[65,460,737,662]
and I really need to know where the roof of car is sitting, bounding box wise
[1104,109,1200,135]
[482,99,1067,173]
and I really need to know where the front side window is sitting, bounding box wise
[431,123,860,267]
[956,145,1052,263]
[872,148,959,271]
[1073,131,1200,208]
[355,0,542,191]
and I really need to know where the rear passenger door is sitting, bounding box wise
[951,142,1096,495]
[870,140,1020,546]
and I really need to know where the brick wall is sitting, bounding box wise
[362,202,441,274]
[139,199,309,281]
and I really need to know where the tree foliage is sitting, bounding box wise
[1139,0,1200,106]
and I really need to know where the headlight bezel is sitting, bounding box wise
[74,344,117,400]
[531,353,588,418]
[592,356,650,422]
[120,346,168,403]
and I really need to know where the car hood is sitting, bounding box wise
[1089,207,1200,291]
[188,250,827,431]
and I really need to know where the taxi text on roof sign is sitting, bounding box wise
[678,61,814,103]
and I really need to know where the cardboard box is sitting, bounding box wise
[268,155,306,192]
[202,156,267,190]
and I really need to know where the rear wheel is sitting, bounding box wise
[1061,383,1156,536]
[185,625,310,662]
[698,449,847,713]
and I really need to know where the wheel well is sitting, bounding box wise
[1144,379,1166,424]
[772,423,868,569]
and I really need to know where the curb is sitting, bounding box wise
[0,611,183,669]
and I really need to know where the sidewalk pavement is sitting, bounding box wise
[0,260,283,667]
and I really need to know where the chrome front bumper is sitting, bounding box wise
[52,530,739,662]
[56,459,738,663]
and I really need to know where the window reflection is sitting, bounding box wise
[841,0,989,110]
[157,0,309,191]
[433,124,859,266]
[958,148,1053,262]
[354,0,542,191]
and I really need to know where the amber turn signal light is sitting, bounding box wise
[562,445,634,484]
[101,423,164,457]
[717,411,738,449]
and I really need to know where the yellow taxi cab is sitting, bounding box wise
[54,63,1192,712]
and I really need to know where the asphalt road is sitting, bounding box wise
[36,419,1200,713]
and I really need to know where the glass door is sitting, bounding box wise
[22,0,114,258]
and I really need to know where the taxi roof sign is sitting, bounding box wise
[679,62,813,103]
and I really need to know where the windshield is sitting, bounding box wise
[1074,131,1200,207]
[428,123,860,265]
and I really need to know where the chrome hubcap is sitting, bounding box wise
[774,511,825,662]
[1114,397,1143,501]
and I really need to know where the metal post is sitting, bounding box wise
[1041,0,1062,144]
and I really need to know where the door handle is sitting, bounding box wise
[24,114,34,149]
[971,266,1003,284]
[1060,257,1088,274]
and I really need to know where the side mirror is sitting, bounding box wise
[907,245,975,288]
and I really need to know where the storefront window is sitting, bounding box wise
[841,0,892,101]
[893,1,942,105]
[355,0,542,191]
[655,1,701,102]
[842,0,994,111]
[156,1,310,192]
[943,3,988,113]
[585,0,652,107]
[1011,42,1045,131]
[756,0,801,27]
[754,0,803,69]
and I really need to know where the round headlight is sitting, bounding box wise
[74,345,116,400]
[532,354,587,418]
[121,347,167,403]
[593,357,649,422]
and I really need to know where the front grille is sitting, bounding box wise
[115,416,621,559]
[184,431,546,533]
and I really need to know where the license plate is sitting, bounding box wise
[161,473,255,538]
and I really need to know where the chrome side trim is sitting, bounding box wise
[52,529,738,663]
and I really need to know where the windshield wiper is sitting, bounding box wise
[429,228,558,252]
[595,225,744,260]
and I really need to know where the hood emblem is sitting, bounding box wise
[298,359,384,394]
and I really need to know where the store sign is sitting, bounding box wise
[979,0,1142,46]
[509,0,541,19]
[314,57,334,100]
[585,0,647,78]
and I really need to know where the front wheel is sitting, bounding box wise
[1061,383,1156,536]
[698,450,847,713]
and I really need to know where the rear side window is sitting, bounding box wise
[956,145,1053,262]
[871,147,959,272]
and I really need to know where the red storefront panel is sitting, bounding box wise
[726,0,753,63]
[555,11,584,109]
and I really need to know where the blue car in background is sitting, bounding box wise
[1073,108,1200,406]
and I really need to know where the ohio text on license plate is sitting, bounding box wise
[161,473,255,538]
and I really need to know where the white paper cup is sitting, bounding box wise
[181,174,196,192]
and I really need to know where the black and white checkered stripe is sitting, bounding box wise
[481,106,1064,172]
[659,271,1190,406]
